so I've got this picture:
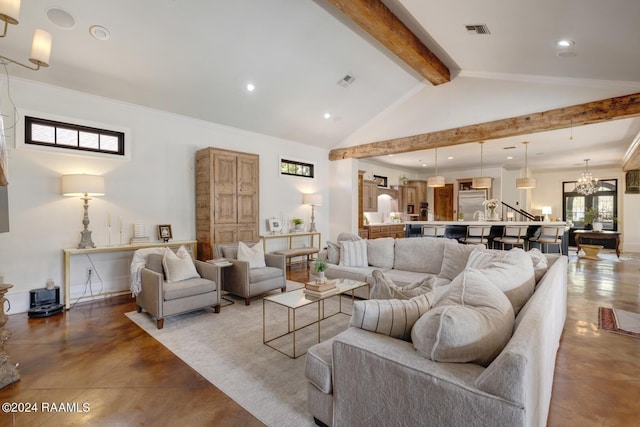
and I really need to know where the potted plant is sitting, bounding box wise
[457,211,464,221]
[313,259,328,283]
[292,218,303,231]
[583,207,599,230]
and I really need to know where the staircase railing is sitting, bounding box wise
[501,201,536,221]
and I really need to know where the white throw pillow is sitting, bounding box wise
[526,248,549,282]
[350,293,435,341]
[326,241,341,265]
[370,270,436,300]
[237,241,266,269]
[367,237,395,269]
[339,239,368,267]
[411,269,515,367]
[162,246,200,283]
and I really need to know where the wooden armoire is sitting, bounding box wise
[195,147,259,261]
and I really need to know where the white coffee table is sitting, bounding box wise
[262,278,369,358]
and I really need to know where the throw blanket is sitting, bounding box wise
[129,247,167,296]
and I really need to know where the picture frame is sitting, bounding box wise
[157,224,173,242]
[373,174,388,187]
[267,218,282,234]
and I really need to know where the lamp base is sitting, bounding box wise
[77,229,96,249]
[309,222,317,233]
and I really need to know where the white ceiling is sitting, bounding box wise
[2,0,640,173]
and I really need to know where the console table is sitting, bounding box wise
[63,240,197,310]
[574,230,620,258]
[260,232,321,268]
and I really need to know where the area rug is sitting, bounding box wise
[126,281,352,426]
[598,307,640,338]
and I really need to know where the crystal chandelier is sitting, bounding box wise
[575,159,598,195]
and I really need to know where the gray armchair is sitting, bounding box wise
[136,253,221,329]
[214,242,286,305]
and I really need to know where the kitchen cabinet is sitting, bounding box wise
[365,224,405,239]
[398,185,417,214]
[362,180,378,212]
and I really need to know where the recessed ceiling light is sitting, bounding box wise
[89,25,110,41]
[246,83,255,92]
[557,39,575,48]
[507,156,513,160]
[422,164,427,167]
[324,113,331,119]
[447,156,453,160]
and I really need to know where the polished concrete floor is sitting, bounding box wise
[1,251,639,426]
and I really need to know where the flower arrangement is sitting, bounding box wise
[483,199,499,209]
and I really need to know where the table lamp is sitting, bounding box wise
[303,193,322,233]
[62,174,105,249]
[541,206,552,222]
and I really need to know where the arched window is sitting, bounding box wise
[563,179,618,231]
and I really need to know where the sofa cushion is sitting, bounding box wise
[468,248,536,314]
[370,270,436,299]
[238,241,266,269]
[439,242,485,280]
[162,246,200,283]
[163,277,217,301]
[367,237,395,268]
[351,293,435,341]
[326,241,341,264]
[393,237,451,274]
[248,266,283,283]
[411,269,515,367]
[526,248,548,282]
[339,240,368,267]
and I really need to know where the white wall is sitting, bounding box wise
[0,78,332,313]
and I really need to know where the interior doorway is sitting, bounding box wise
[433,184,454,221]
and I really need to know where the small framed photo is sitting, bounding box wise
[267,218,282,233]
[158,224,173,242]
[373,175,388,187]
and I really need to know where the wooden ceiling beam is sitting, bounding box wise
[324,0,450,85]
[329,92,640,162]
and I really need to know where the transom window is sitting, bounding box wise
[280,159,314,178]
[25,116,125,156]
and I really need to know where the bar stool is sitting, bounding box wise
[421,225,446,238]
[460,225,491,247]
[493,225,528,250]
[529,225,564,253]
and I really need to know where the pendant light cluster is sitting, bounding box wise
[427,147,444,187]
[575,159,598,195]
[516,141,536,189]
[472,142,491,189]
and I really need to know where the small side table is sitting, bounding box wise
[580,244,604,260]
[207,260,234,306]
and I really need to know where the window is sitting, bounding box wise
[25,116,125,156]
[563,179,618,231]
[280,159,314,178]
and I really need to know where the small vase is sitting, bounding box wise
[488,207,499,221]
[316,271,326,283]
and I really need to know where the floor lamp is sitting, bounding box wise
[303,193,322,233]
[62,174,105,249]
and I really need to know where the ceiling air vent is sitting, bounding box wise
[466,24,490,35]
[503,146,516,150]
[337,74,356,87]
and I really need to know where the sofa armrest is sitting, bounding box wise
[331,328,524,427]
[265,253,286,270]
[138,268,163,318]
[223,259,251,295]
[195,260,221,285]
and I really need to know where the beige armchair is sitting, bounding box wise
[136,253,221,329]
[214,242,286,305]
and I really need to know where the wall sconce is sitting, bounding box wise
[303,193,322,233]
[0,0,52,70]
[62,174,105,249]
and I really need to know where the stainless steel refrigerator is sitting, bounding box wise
[458,189,488,221]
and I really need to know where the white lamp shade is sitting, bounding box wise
[472,176,492,189]
[62,174,105,196]
[541,206,552,215]
[30,29,52,66]
[0,0,20,23]
[516,176,536,189]
[427,175,445,187]
[303,193,322,206]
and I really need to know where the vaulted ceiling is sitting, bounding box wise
[2,0,640,172]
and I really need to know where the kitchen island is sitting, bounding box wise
[403,221,569,254]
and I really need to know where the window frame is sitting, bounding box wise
[562,178,618,231]
[25,116,125,156]
[280,158,315,179]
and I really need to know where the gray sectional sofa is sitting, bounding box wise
[307,234,567,427]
